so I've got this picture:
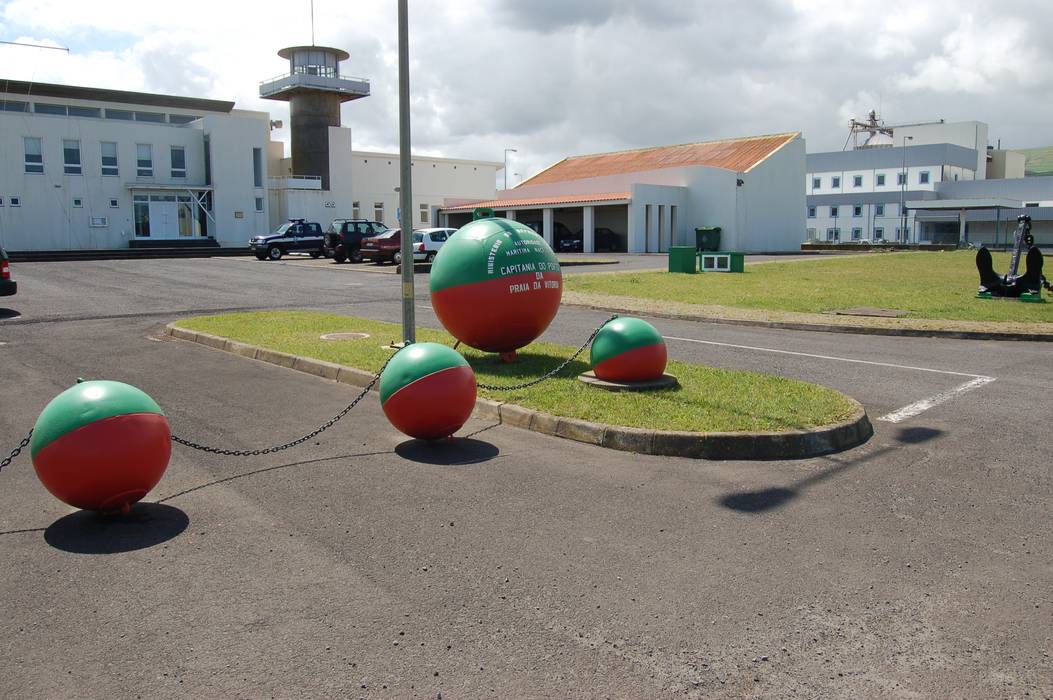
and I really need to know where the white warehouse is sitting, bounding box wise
[440,133,807,254]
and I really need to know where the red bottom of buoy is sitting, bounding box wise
[33,413,171,512]
[382,365,477,440]
[593,343,668,383]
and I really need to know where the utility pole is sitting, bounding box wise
[503,148,517,190]
[397,0,415,344]
[900,135,913,242]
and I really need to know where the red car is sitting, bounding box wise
[360,229,405,264]
[1,246,16,297]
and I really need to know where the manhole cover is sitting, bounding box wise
[320,332,371,341]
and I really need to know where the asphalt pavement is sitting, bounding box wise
[0,255,1050,699]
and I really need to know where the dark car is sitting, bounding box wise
[577,227,621,252]
[249,219,325,261]
[360,228,405,264]
[523,221,579,252]
[324,219,390,263]
[0,246,15,296]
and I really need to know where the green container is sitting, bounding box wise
[695,227,721,251]
[699,251,745,273]
[668,246,697,273]
[728,251,744,273]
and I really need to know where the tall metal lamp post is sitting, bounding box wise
[397,0,414,344]
[900,135,913,242]
[503,148,517,190]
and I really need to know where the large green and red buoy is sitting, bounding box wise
[380,343,477,440]
[430,218,562,359]
[31,380,171,512]
[590,317,668,382]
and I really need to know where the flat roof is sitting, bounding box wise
[906,197,1022,211]
[0,79,235,113]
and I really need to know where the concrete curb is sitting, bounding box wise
[163,322,873,461]
[563,300,1053,342]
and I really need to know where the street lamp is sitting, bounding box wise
[503,148,517,190]
[397,0,414,344]
[900,135,913,243]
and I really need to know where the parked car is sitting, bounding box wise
[359,228,403,264]
[412,228,457,262]
[0,246,16,297]
[579,227,621,252]
[523,221,579,252]
[249,219,325,261]
[324,219,390,263]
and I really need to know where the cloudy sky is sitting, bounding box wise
[2,0,1051,185]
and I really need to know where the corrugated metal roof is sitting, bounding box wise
[440,192,630,212]
[519,132,800,187]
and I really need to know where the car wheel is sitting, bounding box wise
[349,249,363,263]
[333,246,347,264]
[255,253,267,261]
[393,251,402,265]
[267,246,283,261]
[310,251,321,259]
[425,251,436,263]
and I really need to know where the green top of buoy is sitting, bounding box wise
[429,218,560,293]
[379,343,470,404]
[31,380,164,456]
[591,317,664,366]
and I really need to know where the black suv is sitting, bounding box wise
[249,219,325,260]
[523,221,580,252]
[324,219,390,263]
[0,246,15,296]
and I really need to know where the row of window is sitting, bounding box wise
[0,196,121,209]
[811,172,930,189]
[808,204,903,218]
[347,201,432,225]
[807,227,910,242]
[1,100,200,124]
[22,137,187,178]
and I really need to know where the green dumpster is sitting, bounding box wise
[668,246,697,273]
[700,251,745,273]
[695,226,721,251]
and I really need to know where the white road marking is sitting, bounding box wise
[662,335,995,423]
[416,304,433,311]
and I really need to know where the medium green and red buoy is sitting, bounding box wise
[430,218,562,359]
[31,380,171,512]
[380,343,477,440]
[590,317,668,382]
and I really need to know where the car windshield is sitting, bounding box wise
[373,223,391,234]
[377,230,399,239]
[413,232,424,242]
[273,223,292,234]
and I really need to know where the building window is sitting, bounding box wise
[830,206,839,218]
[68,105,101,118]
[101,141,118,176]
[875,203,885,216]
[255,196,264,212]
[72,198,83,208]
[24,137,43,173]
[876,173,886,186]
[874,227,884,240]
[34,102,67,115]
[63,139,82,175]
[1,100,28,112]
[831,176,841,188]
[419,203,429,224]
[853,175,863,187]
[806,227,816,240]
[89,216,108,227]
[109,198,119,208]
[133,194,150,236]
[812,177,821,189]
[10,197,21,207]
[106,109,134,121]
[897,172,906,186]
[826,227,840,242]
[352,201,360,219]
[374,202,384,223]
[168,114,201,125]
[919,171,930,184]
[170,146,187,178]
[0,197,4,206]
[252,147,263,187]
[852,227,862,240]
[137,144,153,177]
[1025,202,1040,208]
[134,111,165,123]
[853,205,862,217]
[807,206,816,218]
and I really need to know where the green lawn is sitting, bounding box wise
[564,251,1052,323]
[176,311,857,433]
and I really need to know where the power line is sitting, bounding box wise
[0,40,69,52]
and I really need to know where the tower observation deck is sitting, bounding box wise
[260,45,369,190]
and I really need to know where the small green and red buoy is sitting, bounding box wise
[430,218,562,359]
[380,343,477,440]
[31,380,171,512]
[590,317,668,382]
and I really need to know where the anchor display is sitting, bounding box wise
[975,215,1052,299]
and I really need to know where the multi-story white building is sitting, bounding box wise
[805,119,988,243]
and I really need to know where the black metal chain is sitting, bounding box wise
[476,314,618,392]
[0,429,33,474]
[171,353,395,457]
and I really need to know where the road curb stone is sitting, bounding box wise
[164,322,872,460]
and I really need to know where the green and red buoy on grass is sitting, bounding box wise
[430,217,562,361]
[590,317,668,382]
[31,380,171,512]
[380,343,477,440]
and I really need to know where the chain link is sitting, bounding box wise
[0,429,33,473]
[171,353,395,457]
[476,314,618,392]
